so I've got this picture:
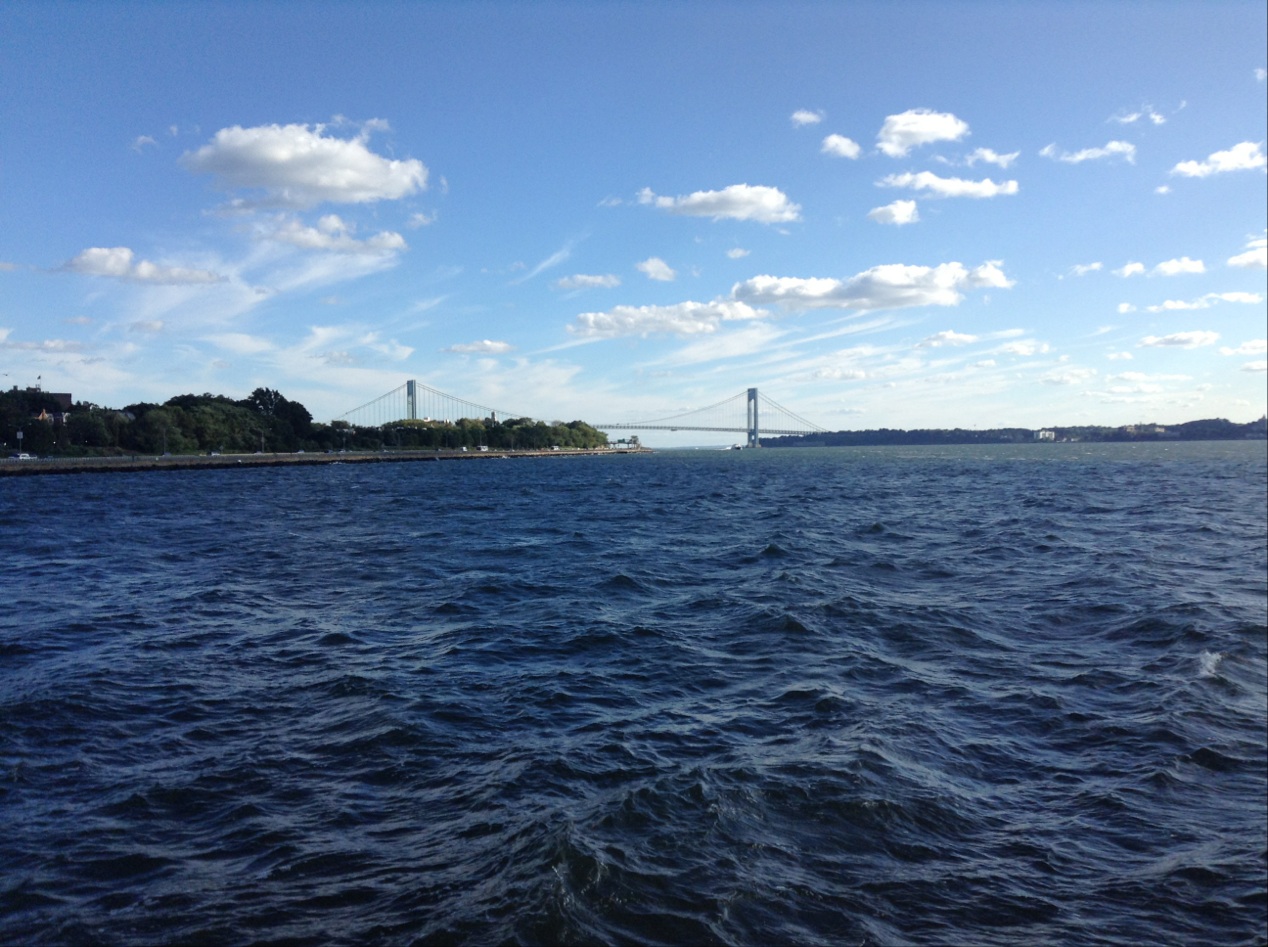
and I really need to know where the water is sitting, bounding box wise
[2,442,1265,946]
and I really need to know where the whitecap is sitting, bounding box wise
[1198,650,1223,678]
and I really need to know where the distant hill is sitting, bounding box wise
[763,416,1268,447]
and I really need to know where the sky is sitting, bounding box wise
[2,0,1265,445]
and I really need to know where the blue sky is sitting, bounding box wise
[2,1,1265,443]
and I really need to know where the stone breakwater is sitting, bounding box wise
[0,447,649,477]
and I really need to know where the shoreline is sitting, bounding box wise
[0,447,650,477]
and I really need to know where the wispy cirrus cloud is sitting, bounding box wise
[446,339,513,355]
[1040,140,1136,164]
[555,273,621,291]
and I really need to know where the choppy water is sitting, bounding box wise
[2,442,1266,946]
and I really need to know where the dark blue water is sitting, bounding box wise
[3,443,1265,946]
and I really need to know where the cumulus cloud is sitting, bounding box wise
[1219,339,1267,356]
[791,109,824,126]
[1170,142,1266,178]
[181,122,427,208]
[446,339,513,355]
[1139,331,1220,348]
[1070,262,1103,277]
[821,134,861,159]
[1039,140,1136,164]
[997,339,1047,357]
[569,299,764,338]
[732,261,1013,312]
[637,184,801,223]
[555,273,621,290]
[878,171,1018,198]
[726,248,750,259]
[63,247,222,284]
[264,215,406,254]
[131,135,158,152]
[868,199,919,225]
[918,329,978,347]
[1117,303,1137,313]
[636,257,677,282]
[965,147,1019,169]
[876,108,969,158]
[1243,360,1268,372]
[1228,236,1267,269]
[1115,262,1146,277]
[1152,256,1205,276]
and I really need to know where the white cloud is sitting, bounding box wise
[1170,142,1266,178]
[203,332,275,355]
[1228,236,1267,269]
[407,211,436,228]
[181,122,427,208]
[1257,68,1267,82]
[1139,331,1220,348]
[876,108,970,158]
[636,257,677,282]
[131,135,158,152]
[129,320,165,334]
[878,171,1018,198]
[791,109,824,127]
[264,215,406,254]
[1070,262,1103,276]
[821,134,861,159]
[726,248,750,259]
[1117,303,1137,313]
[965,147,1019,168]
[1243,360,1268,372]
[1042,367,1098,385]
[1219,339,1267,356]
[1152,256,1205,276]
[446,339,513,355]
[63,246,222,284]
[868,200,919,225]
[1107,351,1134,360]
[637,184,801,223]
[569,299,764,338]
[1111,106,1165,125]
[555,273,621,290]
[1115,262,1146,277]
[918,329,978,347]
[1146,291,1263,312]
[732,261,1013,312]
[1039,140,1136,164]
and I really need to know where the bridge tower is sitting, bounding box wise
[405,380,418,421]
[747,387,760,448]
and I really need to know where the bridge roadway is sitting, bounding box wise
[597,424,808,435]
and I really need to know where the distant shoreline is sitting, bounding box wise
[0,446,649,477]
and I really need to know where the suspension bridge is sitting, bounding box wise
[336,381,826,446]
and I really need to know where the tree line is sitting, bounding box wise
[1,387,609,456]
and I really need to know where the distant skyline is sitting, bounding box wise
[2,1,1265,445]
